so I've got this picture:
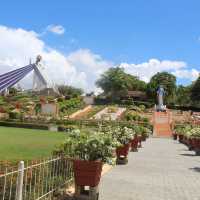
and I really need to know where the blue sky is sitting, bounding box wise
[0,0,199,91]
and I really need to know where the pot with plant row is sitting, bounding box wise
[189,127,200,155]
[137,134,142,148]
[178,134,184,143]
[54,129,118,199]
[141,127,151,141]
[174,125,186,143]
[173,132,178,140]
[112,127,133,164]
[180,125,193,150]
[130,134,139,152]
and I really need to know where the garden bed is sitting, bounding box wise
[92,106,126,120]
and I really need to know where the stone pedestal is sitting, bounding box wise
[153,110,172,137]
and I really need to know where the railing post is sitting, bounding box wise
[16,161,24,200]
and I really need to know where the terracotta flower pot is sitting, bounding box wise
[191,138,198,150]
[138,136,142,148]
[173,133,177,140]
[130,137,139,152]
[193,138,200,155]
[178,134,183,143]
[188,138,193,150]
[184,136,187,145]
[73,160,103,187]
[0,107,5,113]
[141,135,146,141]
[116,143,130,158]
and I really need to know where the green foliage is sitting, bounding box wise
[191,76,200,103]
[9,87,18,95]
[124,111,149,122]
[35,103,41,115]
[0,121,49,130]
[54,129,119,163]
[81,106,105,119]
[9,111,22,119]
[59,98,85,115]
[175,124,200,139]
[96,67,146,100]
[188,127,200,138]
[175,85,191,106]
[0,96,6,106]
[129,105,143,112]
[55,125,151,163]
[107,106,118,113]
[175,124,194,137]
[139,104,146,111]
[147,72,176,104]
[58,85,83,98]
[109,126,134,145]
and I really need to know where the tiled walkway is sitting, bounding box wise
[100,138,200,200]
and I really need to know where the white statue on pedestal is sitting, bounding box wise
[156,85,166,111]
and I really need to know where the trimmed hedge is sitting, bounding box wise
[0,121,49,130]
[168,105,200,112]
[56,119,153,130]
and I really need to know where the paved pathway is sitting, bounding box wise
[100,138,200,200]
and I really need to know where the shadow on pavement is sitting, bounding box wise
[189,167,200,172]
[180,153,196,157]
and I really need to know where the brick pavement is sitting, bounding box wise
[100,138,200,200]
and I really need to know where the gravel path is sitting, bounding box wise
[100,138,200,200]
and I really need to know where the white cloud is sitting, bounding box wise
[0,25,112,92]
[46,24,65,35]
[172,69,199,81]
[119,59,198,82]
[0,25,198,94]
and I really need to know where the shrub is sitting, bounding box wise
[175,125,190,135]
[9,111,22,119]
[0,121,49,130]
[54,129,119,163]
[58,125,79,132]
[131,125,152,137]
[110,126,134,145]
[139,104,146,111]
[59,98,85,113]
[107,106,118,113]
[187,127,200,138]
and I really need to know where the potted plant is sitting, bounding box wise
[189,127,200,155]
[133,125,144,148]
[130,133,139,152]
[175,126,185,143]
[112,127,133,164]
[183,126,192,149]
[141,126,151,141]
[172,132,178,140]
[54,129,118,187]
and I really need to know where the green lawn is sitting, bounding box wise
[0,126,67,161]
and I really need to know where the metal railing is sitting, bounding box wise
[0,157,73,200]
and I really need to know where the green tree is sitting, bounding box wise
[191,76,200,104]
[96,67,146,100]
[176,85,191,106]
[9,87,18,95]
[58,85,83,98]
[147,72,176,104]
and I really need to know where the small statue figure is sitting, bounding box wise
[36,55,42,65]
[156,85,166,112]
